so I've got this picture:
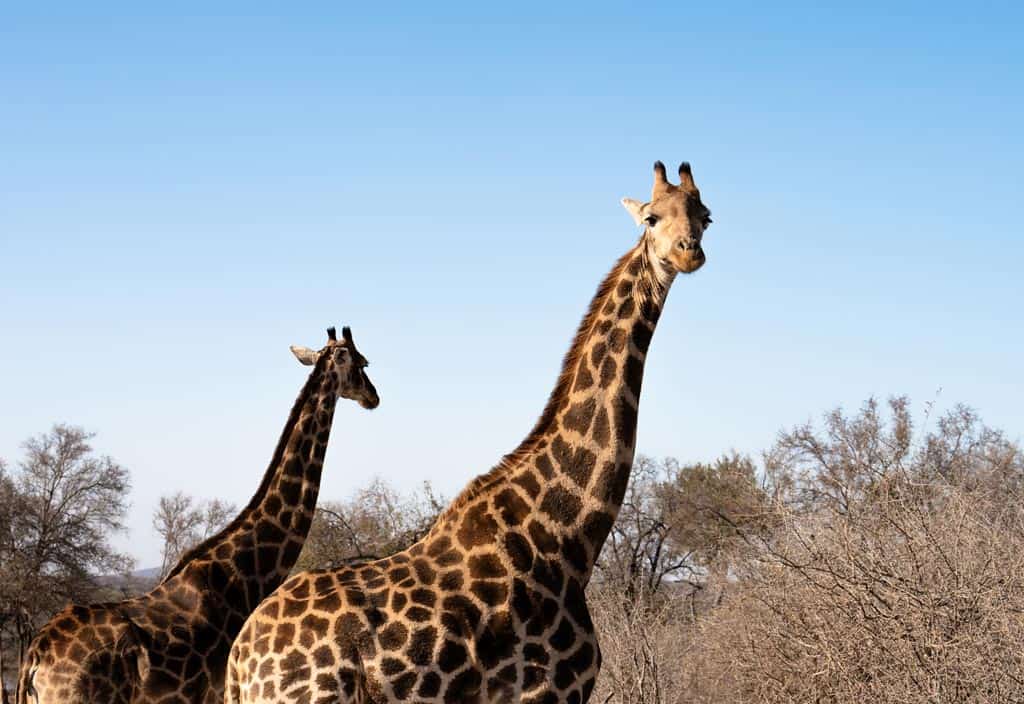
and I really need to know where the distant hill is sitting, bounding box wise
[95,566,160,595]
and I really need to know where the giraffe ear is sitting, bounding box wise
[290,346,317,366]
[620,198,646,226]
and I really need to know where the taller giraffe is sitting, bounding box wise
[17,326,379,704]
[226,161,712,704]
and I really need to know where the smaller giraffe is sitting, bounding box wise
[16,326,379,704]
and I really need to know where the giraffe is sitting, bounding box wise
[16,326,380,704]
[225,161,712,704]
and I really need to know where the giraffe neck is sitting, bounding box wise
[161,356,339,601]
[435,236,674,584]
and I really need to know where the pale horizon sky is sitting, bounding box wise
[2,2,1022,568]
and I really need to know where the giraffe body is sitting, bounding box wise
[225,163,712,704]
[17,327,379,704]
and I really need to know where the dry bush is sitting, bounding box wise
[684,491,1024,702]
[681,399,1024,703]
[294,477,445,571]
[588,582,696,704]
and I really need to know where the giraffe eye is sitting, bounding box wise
[644,214,659,227]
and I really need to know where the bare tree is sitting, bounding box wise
[597,456,690,597]
[671,452,774,567]
[0,458,17,704]
[153,492,236,579]
[595,454,769,600]
[0,425,132,690]
[296,478,445,571]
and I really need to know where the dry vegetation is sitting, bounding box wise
[2,398,1022,703]
[294,478,446,571]
[590,398,1024,704]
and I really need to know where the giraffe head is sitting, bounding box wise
[290,326,379,409]
[621,160,712,274]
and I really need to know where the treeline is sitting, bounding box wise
[2,398,1022,702]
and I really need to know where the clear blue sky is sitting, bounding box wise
[2,2,1021,568]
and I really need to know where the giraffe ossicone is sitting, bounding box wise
[225,161,712,704]
[17,326,379,704]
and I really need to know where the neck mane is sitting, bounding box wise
[435,235,672,526]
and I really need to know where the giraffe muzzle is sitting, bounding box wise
[360,384,380,410]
